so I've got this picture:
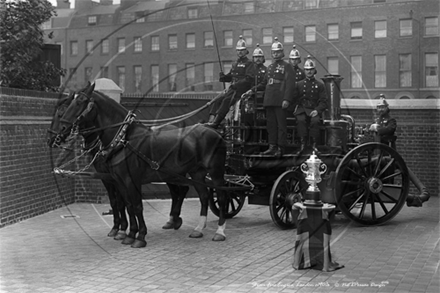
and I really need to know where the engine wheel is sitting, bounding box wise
[335,142,409,225]
[270,170,306,229]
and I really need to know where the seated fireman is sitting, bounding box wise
[286,56,327,154]
[206,36,255,129]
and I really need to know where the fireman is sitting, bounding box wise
[259,38,295,156]
[243,43,267,96]
[206,36,255,129]
[288,45,306,82]
[290,56,327,154]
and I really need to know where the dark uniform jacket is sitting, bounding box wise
[291,65,306,82]
[290,76,327,116]
[220,56,255,97]
[376,112,397,144]
[249,63,267,93]
[261,60,295,107]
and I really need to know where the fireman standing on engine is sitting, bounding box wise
[290,56,327,154]
[206,36,255,129]
[243,44,267,96]
[259,38,295,157]
[288,45,306,83]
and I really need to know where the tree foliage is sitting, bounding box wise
[0,0,65,92]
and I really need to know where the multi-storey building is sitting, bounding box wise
[43,0,439,99]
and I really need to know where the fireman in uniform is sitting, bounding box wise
[259,38,295,156]
[290,56,327,153]
[288,45,306,82]
[369,95,430,207]
[243,44,267,96]
[206,36,255,129]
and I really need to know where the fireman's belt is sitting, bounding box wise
[268,78,282,85]
[300,99,313,107]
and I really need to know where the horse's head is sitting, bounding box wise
[47,91,75,148]
[53,82,96,145]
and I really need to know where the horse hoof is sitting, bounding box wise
[131,239,147,248]
[114,231,126,240]
[189,231,203,238]
[174,217,183,230]
[107,228,118,237]
[162,222,174,229]
[121,237,135,245]
[212,234,226,241]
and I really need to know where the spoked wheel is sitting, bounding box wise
[270,170,306,229]
[335,142,409,225]
[209,188,246,219]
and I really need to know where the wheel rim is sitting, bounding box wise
[270,170,305,229]
[209,189,245,219]
[335,143,409,225]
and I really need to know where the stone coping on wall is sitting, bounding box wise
[341,99,440,110]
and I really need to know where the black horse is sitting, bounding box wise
[54,83,228,248]
[48,90,189,241]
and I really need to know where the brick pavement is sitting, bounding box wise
[0,194,438,293]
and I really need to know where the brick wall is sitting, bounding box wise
[0,89,75,227]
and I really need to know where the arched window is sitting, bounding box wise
[399,96,410,99]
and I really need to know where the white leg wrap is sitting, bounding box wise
[194,216,207,232]
[216,223,226,237]
[168,216,174,223]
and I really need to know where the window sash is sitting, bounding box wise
[186,34,195,49]
[151,65,159,92]
[351,56,362,88]
[134,37,142,52]
[400,19,412,36]
[328,24,339,40]
[204,31,214,47]
[283,27,294,43]
[224,31,233,47]
[374,55,386,88]
[327,57,339,75]
[375,21,387,38]
[425,17,439,36]
[151,36,159,51]
[242,29,253,46]
[169,35,178,50]
[351,22,362,39]
[305,25,316,42]
[134,66,142,93]
[425,53,439,87]
[399,54,412,87]
[185,63,195,91]
[118,38,125,53]
[117,66,125,92]
[262,28,272,44]
[101,39,109,54]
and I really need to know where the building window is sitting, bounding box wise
[187,8,198,19]
[350,56,362,88]
[185,63,195,91]
[204,31,214,48]
[204,62,214,91]
[134,65,142,93]
[151,65,159,92]
[134,37,142,53]
[399,54,412,87]
[305,0,318,9]
[168,64,177,92]
[327,24,339,40]
[351,22,362,39]
[186,33,195,49]
[88,15,97,26]
[244,2,255,13]
[425,53,439,87]
[305,25,316,42]
[283,27,294,43]
[100,66,108,78]
[374,55,386,88]
[117,38,125,53]
[69,68,77,84]
[117,66,125,92]
[262,28,272,44]
[84,67,93,83]
[400,19,412,37]
[135,12,145,23]
[101,39,109,54]
[86,40,93,55]
[375,20,387,38]
[224,30,233,47]
[425,17,439,36]
[168,35,177,50]
[327,57,339,75]
[242,29,253,46]
[70,41,78,56]
[373,0,386,2]
[151,36,159,51]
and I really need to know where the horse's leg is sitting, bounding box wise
[117,181,138,245]
[163,184,189,230]
[188,173,209,238]
[130,182,147,248]
[103,181,120,237]
[210,165,227,242]
[114,190,128,240]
